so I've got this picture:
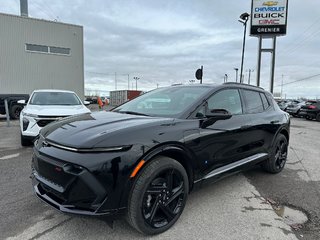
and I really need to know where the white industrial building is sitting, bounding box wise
[0,12,84,99]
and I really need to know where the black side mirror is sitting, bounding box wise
[201,109,232,128]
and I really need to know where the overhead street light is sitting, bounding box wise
[234,68,239,82]
[238,12,250,84]
[133,77,140,90]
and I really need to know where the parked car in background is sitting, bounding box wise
[0,94,29,119]
[286,101,305,117]
[299,100,320,121]
[278,100,300,112]
[19,90,91,146]
[31,83,290,234]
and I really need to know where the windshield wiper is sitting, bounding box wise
[118,111,150,116]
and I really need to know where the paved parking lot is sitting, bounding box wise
[0,116,319,240]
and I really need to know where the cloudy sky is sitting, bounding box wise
[2,0,320,98]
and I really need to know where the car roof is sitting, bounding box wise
[168,82,266,92]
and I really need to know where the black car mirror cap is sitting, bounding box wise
[201,109,232,128]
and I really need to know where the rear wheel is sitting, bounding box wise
[316,113,320,122]
[262,134,288,173]
[9,104,23,119]
[127,157,188,235]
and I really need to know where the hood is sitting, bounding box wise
[25,104,90,116]
[41,111,174,148]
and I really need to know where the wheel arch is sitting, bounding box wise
[142,143,195,191]
[118,143,196,210]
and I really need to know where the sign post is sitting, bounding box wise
[250,0,288,93]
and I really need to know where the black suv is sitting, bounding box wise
[31,83,290,234]
[299,100,320,121]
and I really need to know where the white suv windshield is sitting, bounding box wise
[29,92,82,105]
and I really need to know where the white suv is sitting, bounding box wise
[19,90,91,146]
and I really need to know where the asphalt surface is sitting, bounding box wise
[0,115,319,240]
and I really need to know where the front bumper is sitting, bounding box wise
[30,140,141,216]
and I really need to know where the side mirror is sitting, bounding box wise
[83,100,90,106]
[201,109,232,128]
[17,100,27,105]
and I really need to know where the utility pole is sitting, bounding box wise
[115,72,117,90]
[281,74,284,99]
[127,74,130,90]
[225,74,228,83]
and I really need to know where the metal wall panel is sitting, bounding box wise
[0,13,84,99]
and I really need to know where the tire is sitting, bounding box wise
[306,116,312,120]
[9,104,23,119]
[262,134,288,174]
[316,113,320,122]
[20,133,31,146]
[127,157,189,235]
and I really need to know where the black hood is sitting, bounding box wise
[41,112,174,148]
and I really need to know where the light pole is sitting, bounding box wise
[224,74,228,83]
[247,69,254,85]
[133,77,140,90]
[234,68,239,82]
[238,12,250,84]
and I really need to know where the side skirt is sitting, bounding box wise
[194,153,268,184]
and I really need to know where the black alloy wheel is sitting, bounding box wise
[262,133,288,173]
[127,157,188,235]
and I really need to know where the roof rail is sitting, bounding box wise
[223,82,265,90]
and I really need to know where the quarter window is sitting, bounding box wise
[243,90,264,113]
[260,93,270,110]
[207,89,243,115]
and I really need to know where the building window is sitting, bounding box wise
[49,46,70,55]
[26,44,48,53]
[26,44,70,56]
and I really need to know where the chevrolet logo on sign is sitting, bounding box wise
[263,1,278,6]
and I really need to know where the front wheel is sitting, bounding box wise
[262,134,288,173]
[127,157,189,235]
[316,113,320,122]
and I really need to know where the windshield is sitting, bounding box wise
[113,86,211,117]
[29,92,82,105]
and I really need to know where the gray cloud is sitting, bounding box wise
[1,0,320,98]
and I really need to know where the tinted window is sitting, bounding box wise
[207,89,242,115]
[260,93,270,110]
[50,46,71,55]
[30,92,81,105]
[26,44,48,53]
[243,90,264,113]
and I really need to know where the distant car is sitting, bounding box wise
[19,90,91,146]
[31,83,290,235]
[286,101,305,117]
[299,100,320,121]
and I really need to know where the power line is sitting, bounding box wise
[275,73,320,87]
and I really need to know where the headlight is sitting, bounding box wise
[22,112,38,118]
[43,140,132,153]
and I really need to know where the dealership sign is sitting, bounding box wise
[250,0,288,36]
